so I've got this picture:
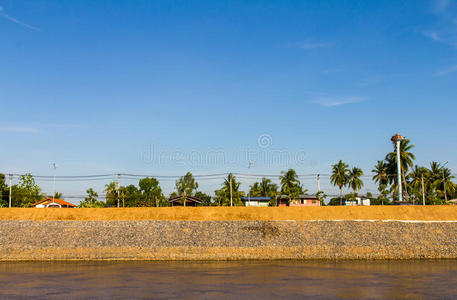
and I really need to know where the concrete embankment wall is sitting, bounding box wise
[1,220,457,260]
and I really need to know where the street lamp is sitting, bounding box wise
[391,134,404,202]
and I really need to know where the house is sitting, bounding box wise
[32,198,77,208]
[168,195,202,207]
[277,195,320,207]
[344,197,371,206]
[241,197,271,207]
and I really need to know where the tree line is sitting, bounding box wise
[1,138,455,207]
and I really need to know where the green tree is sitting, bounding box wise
[330,160,349,205]
[195,191,212,206]
[79,188,105,208]
[0,174,7,207]
[139,177,165,207]
[53,192,63,199]
[428,162,456,202]
[104,181,118,207]
[347,167,364,202]
[316,190,327,206]
[408,166,430,204]
[214,174,245,206]
[122,184,140,207]
[12,174,43,207]
[85,188,98,205]
[372,160,389,187]
[176,172,199,196]
[279,169,301,204]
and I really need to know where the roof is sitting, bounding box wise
[168,195,202,203]
[32,198,77,207]
[241,197,271,201]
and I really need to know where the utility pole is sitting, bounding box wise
[117,173,121,208]
[442,161,449,203]
[52,163,57,201]
[317,174,321,192]
[229,173,233,207]
[8,174,12,208]
[421,173,425,206]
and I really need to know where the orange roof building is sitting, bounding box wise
[32,198,77,208]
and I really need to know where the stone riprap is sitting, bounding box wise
[0,220,457,260]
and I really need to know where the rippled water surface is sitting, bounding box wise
[1,260,457,299]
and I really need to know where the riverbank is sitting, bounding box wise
[1,219,457,260]
[1,206,457,221]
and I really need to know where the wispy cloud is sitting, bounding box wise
[434,0,451,12]
[300,42,332,50]
[310,96,366,107]
[422,30,441,41]
[435,64,457,76]
[0,6,40,31]
[0,126,40,133]
[287,41,333,50]
[422,0,457,48]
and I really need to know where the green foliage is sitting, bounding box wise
[347,167,364,195]
[195,191,213,206]
[249,178,278,197]
[138,177,166,207]
[0,173,7,207]
[279,169,302,203]
[330,160,349,205]
[316,190,327,206]
[78,188,104,207]
[11,174,43,207]
[214,174,245,206]
[175,172,198,196]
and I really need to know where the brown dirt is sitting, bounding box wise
[0,206,456,221]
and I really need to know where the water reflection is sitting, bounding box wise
[0,260,456,299]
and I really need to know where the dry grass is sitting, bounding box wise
[0,206,457,221]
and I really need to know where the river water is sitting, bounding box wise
[0,260,456,299]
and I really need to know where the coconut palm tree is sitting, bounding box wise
[408,166,430,204]
[372,160,389,187]
[279,169,300,204]
[330,160,349,205]
[259,177,278,197]
[429,162,456,202]
[104,181,118,206]
[386,139,415,200]
[347,167,364,203]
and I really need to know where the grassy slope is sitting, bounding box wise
[0,206,456,221]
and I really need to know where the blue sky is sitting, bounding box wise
[0,0,456,198]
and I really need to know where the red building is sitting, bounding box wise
[277,195,320,207]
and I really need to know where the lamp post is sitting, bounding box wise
[391,134,404,202]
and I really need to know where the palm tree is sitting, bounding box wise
[372,160,389,187]
[330,160,349,205]
[348,167,364,204]
[279,169,300,204]
[104,182,118,207]
[429,162,456,202]
[386,139,415,200]
[215,173,244,206]
[259,178,278,197]
[408,166,430,204]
